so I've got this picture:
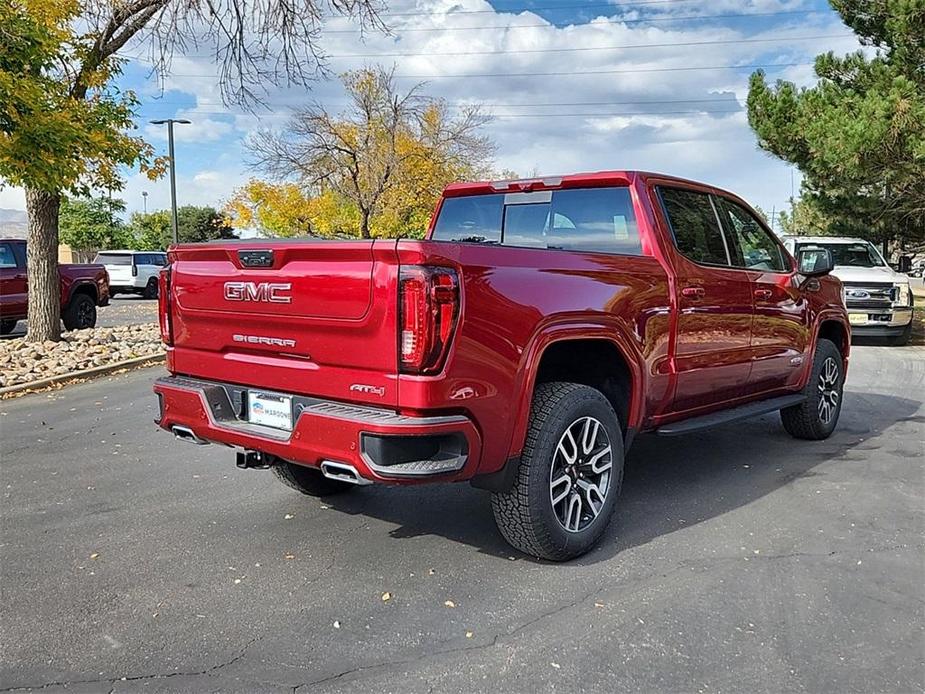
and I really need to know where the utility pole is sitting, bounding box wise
[149,119,191,244]
[142,190,148,214]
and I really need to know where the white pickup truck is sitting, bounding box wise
[782,236,914,345]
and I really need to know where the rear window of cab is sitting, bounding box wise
[431,186,642,256]
[94,253,133,265]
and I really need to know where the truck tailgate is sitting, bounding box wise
[167,241,400,408]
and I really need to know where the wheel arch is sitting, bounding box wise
[68,281,99,305]
[814,313,850,371]
[507,324,645,461]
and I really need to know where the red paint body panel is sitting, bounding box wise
[154,171,849,484]
[0,239,110,323]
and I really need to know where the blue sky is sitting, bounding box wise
[1,0,861,232]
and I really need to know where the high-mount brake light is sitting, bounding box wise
[399,266,459,374]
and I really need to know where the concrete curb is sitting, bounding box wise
[0,353,166,397]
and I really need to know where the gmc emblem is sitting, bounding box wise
[224,281,292,304]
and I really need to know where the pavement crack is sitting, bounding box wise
[0,635,261,693]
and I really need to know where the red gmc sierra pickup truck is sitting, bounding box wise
[154,171,849,560]
[0,238,110,334]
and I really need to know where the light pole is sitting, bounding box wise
[149,119,191,244]
[142,190,148,214]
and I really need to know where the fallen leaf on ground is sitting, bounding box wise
[333,620,341,629]
[284,513,294,520]
[444,600,456,608]
[89,553,99,560]
[466,631,473,638]
[381,592,392,602]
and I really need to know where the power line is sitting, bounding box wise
[125,31,844,67]
[371,0,701,18]
[233,9,829,36]
[137,107,744,119]
[489,108,744,118]
[140,96,745,109]
[322,33,849,58]
[154,60,811,80]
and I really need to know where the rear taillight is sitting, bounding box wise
[132,263,138,277]
[157,266,173,346]
[399,266,459,374]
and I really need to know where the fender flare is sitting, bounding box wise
[805,310,851,382]
[505,319,647,461]
[66,280,99,305]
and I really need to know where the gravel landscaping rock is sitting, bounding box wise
[0,324,164,389]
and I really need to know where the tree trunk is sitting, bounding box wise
[25,188,62,342]
[360,211,372,239]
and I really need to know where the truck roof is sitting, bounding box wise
[96,249,164,254]
[443,170,736,198]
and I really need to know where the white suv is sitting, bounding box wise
[94,251,167,299]
[782,236,914,345]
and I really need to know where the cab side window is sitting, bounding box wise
[0,243,18,269]
[718,199,788,272]
[658,187,729,266]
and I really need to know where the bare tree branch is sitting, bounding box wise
[245,66,496,238]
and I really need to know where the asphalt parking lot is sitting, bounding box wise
[2,296,157,338]
[1,343,922,693]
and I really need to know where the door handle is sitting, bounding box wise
[681,286,705,299]
[754,289,773,300]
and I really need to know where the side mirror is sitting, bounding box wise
[895,255,912,274]
[797,248,835,276]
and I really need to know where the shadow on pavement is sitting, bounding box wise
[322,390,922,563]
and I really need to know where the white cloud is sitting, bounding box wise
[121,167,248,216]
[8,0,862,226]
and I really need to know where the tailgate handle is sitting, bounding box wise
[238,250,274,268]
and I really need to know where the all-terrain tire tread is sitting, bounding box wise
[780,338,842,440]
[491,382,620,561]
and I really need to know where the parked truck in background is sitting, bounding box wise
[782,236,914,346]
[154,171,850,560]
[0,238,110,335]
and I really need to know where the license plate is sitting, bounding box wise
[247,391,293,430]
[848,313,868,325]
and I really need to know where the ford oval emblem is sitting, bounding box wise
[847,289,870,299]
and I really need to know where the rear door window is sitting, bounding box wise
[658,187,730,266]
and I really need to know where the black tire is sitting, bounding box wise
[273,460,355,497]
[888,322,912,346]
[780,338,844,440]
[491,382,624,561]
[0,319,17,335]
[62,293,97,330]
[143,278,158,300]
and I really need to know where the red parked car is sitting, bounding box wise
[154,171,849,560]
[0,238,110,334]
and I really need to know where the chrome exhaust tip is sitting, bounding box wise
[320,460,372,486]
[171,425,210,445]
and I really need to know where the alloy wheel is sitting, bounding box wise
[549,416,613,533]
[817,356,840,425]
